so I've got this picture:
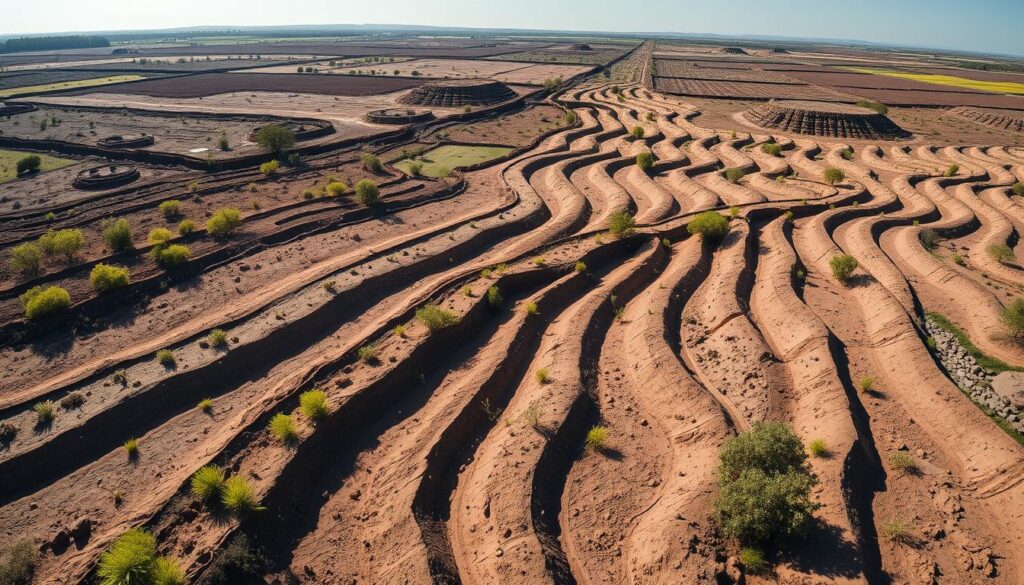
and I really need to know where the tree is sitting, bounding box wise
[635,151,654,172]
[38,228,83,262]
[354,179,380,206]
[9,243,42,275]
[824,167,845,186]
[254,125,295,154]
[714,421,820,544]
[830,254,858,283]
[687,211,730,241]
[607,211,636,237]
[16,154,41,175]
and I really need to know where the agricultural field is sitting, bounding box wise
[4,32,1024,585]
[843,66,1024,95]
[0,74,147,98]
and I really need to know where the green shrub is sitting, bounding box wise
[148,228,173,246]
[268,413,297,442]
[9,242,42,275]
[159,200,181,220]
[218,134,230,151]
[15,154,41,175]
[714,421,820,544]
[841,148,854,160]
[919,228,939,250]
[33,401,55,425]
[206,207,242,237]
[808,439,828,458]
[191,465,226,501]
[855,100,888,114]
[90,263,130,293]
[882,519,913,544]
[102,218,134,253]
[207,328,228,348]
[564,110,577,125]
[38,228,83,262]
[585,425,608,450]
[197,398,214,413]
[154,244,190,267]
[0,539,38,585]
[687,211,730,240]
[326,181,348,196]
[761,142,781,156]
[607,211,636,237]
[487,285,503,309]
[300,389,330,421]
[259,160,279,176]
[858,376,874,392]
[354,179,380,206]
[20,285,70,320]
[944,164,959,178]
[739,546,769,575]
[574,261,587,273]
[829,254,858,283]
[177,219,196,235]
[97,528,177,585]
[987,242,1014,264]
[525,301,539,315]
[60,392,85,410]
[535,368,551,384]
[361,152,383,172]
[416,304,459,332]
[123,438,139,458]
[635,151,654,172]
[1001,298,1024,338]
[723,167,744,184]
[394,324,407,337]
[1012,182,1024,197]
[254,124,295,153]
[155,349,176,367]
[153,558,184,585]
[952,253,965,266]
[357,343,378,363]
[408,161,424,176]
[630,126,644,140]
[823,167,845,186]
[889,451,919,474]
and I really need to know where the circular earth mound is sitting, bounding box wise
[97,134,155,148]
[743,100,909,140]
[947,106,1024,133]
[73,165,140,190]
[365,108,435,125]
[399,79,517,108]
[247,119,334,142]
[717,47,748,55]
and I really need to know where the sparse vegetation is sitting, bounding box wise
[20,285,71,320]
[153,244,191,267]
[354,179,380,206]
[630,125,644,140]
[9,243,42,275]
[38,228,83,262]
[636,150,654,171]
[855,100,888,114]
[255,124,295,154]
[608,210,636,237]
[739,546,769,575]
[889,451,919,474]
[416,304,459,331]
[97,528,183,585]
[177,219,196,235]
[487,285,503,309]
[221,475,264,514]
[268,412,297,442]
[535,368,551,384]
[197,398,214,413]
[987,242,1014,264]
[761,142,782,156]
[723,167,744,184]
[687,211,730,240]
[90,263,130,293]
[300,389,330,421]
[259,159,279,176]
[0,539,38,585]
[33,401,55,425]
[882,519,913,544]
[919,228,939,250]
[206,207,242,237]
[830,254,858,283]
[207,328,228,348]
[808,438,828,458]
[823,167,845,185]
[944,164,959,177]
[191,465,225,502]
[858,376,875,392]
[361,152,384,172]
[155,348,176,367]
[1002,298,1024,339]
[1013,182,1024,197]
[159,199,181,220]
[102,218,134,253]
[525,300,539,315]
[123,438,139,458]
[585,425,609,451]
[357,343,378,363]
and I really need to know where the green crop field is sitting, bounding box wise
[0,149,77,183]
[393,144,514,177]
[843,67,1024,95]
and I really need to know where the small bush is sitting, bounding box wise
[723,167,744,184]
[90,263,130,293]
[987,242,1014,264]
[361,152,383,172]
[255,124,295,153]
[487,285,503,309]
[416,304,459,332]
[0,422,17,444]
[259,160,279,176]
[33,401,55,425]
[102,218,134,253]
[525,300,539,315]
[608,211,636,237]
[1001,298,1024,338]
[123,438,139,458]
[739,546,769,575]
[326,181,348,196]
[858,376,874,392]
[564,110,577,125]
[9,243,42,275]
[60,392,85,410]
[206,207,242,237]
[823,167,845,186]
[889,451,919,474]
[394,324,407,337]
[97,528,183,585]
[630,126,644,140]
[830,254,858,283]
[944,164,959,178]
[0,539,37,584]
[357,344,378,363]
[585,425,608,451]
[221,475,264,515]
[408,161,424,176]
[197,398,214,413]
[20,285,71,320]
[952,253,965,266]
[882,519,913,544]
[687,211,730,240]
[300,389,330,421]
[191,465,226,502]
[761,142,781,156]
[148,227,173,246]
[855,100,888,114]
[808,438,828,458]
[177,219,196,235]
[636,151,654,171]
[16,154,41,175]
[154,244,190,267]
[155,349,176,367]
[354,179,380,206]
[1012,182,1024,197]
[268,413,297,442]
[159,200,181,220]
[38,228,83,262]
[919,228,939,250]
[575,261,587,273]
[841,148,854,160]
[207,328,228,348]
[203,534,269,585]
[535,368,551,384]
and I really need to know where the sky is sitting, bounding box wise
[3,0,1023,57]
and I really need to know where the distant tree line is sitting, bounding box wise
[0,35,110,53]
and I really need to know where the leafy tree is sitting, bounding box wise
[15,155,41,175]
[38,228,83,262]
[9,243,42,275]
[254,124,295,154]
[830,254,858,283]
[607,211,636,237]
[687,211,730,240]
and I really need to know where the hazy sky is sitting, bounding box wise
[4,0,1023,56]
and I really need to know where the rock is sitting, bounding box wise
[991,372,1024,410]
[725,555,744,584]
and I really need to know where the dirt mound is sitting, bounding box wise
[571,43,593,51]
[365,108,435,125]
[72,164,140,189]
[754,47,789,56]
[398,79,518,107]
[948,106,1024,132]
[716,47,748,55]
[743,99,909,139]
[96,134,155,148]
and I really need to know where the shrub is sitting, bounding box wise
[525,301,539,315]
[739,546,768,575]
[218,134,230,151]
[808,439,828,458]
[408,161,424,176]
[575,261,587,273]
[841,148,854,160]
[829,254,858,283]
[38,228,83,262]
[564,110,577,125]
[858,376,874,392]
[155,349,176,367]
[944,164,959,178]
[919,228,939,250]
[687,211,730,240]
[203,534,269,585]
[326,181,348,196]
[300,389,330,421]
[207,328,228,348]
[585,425,608,450]
[0,423,17,444]
[608,211,636,237]
[123,438,139,458]
[354,179,380,206]
[357,344,377,363]
[15,154,41,175]
[723,167,744,184]
[286,153,302,167]
[60,392,85,410]
[102,218,134,253]
[148,227,173,246]
[535,368,551,384]
[1001,298,1024,338]
[416,304,459,332]
[191,465,226,501]
[394,324,407,337]
[259,160,279,176]
[889,451,919,474]
[630,126,644,140]
[97,528,183,585]
[177,219,196,235]
[361,152,383,172]
[635,151,654,171]
[154,244,190,267]
[714,421,820,544]
[268,413,297,442]
[823,167,845,186]
[987,242,1014,264]
[90,263,130,293]
[153,558,184,585]
[159,200,181,220]
[206,207,242,237]
[952,253,965,266]
[254,124,295,153]
[487,285,503,309]
[1013,182,1024,197]
[882,519,913,544]
[33,401,55,425]
[855,100,888,115]
[20,285,70,320]
[761,142,781,156]
[9,243,42,275]
[197,398,214,413]
[0,540,37,585]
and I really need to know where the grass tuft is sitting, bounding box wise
[300,389,330,421]
[268,413,297,443]
[191,465,226,502]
